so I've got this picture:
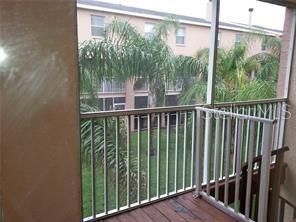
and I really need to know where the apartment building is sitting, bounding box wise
[77,0,283,112]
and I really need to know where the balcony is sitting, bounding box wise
[98,81,126,93]
[80,98,289,222]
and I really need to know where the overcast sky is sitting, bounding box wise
[98,0,286,30]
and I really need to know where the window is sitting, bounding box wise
[134,78,149,91]
[100,97,126,111]
[235,33,243,45]
[166,79,183,91]
[134,96,148,109]
[144,23,155,39]
[99,80,126,93]
[176,28,185,45]
[165,95,178,106]
[91,15,105,37]
[261,38,268,51]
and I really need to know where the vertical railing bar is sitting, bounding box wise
[190,111,196,188]
[259,104,268,156]
[90,119,96,218]
[157,113,161,198]
[103,117,108,214]
[258,122,273,222]
[245,121,255,219]
[137,115,141,204]
[240,106,245,164]
[234,119,243,212]
[214,116,221,201]
[183,111,188,190]
[224,117,232,206]
[204,113,213,194]
[147,114,151,200]
[174,112,179,192]
[244,106,251,163]
[220,111,226,179]
[255,104,262,157]
[166,112,170,195]
[126,115,130,207]
[116,116,120,210]
[278,102,287,148]
[276,102,282,150]
[232,107,239,175]
[271,103,277,151]
[195,110,204,195]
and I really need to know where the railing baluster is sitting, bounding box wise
[234,119,243,212]
[224,117,232,207]
[195,110,204,194]
[183,111,188,190]
[204,113,213,194]
[240,106,245,163]
[258,122,273,222]
[220,112,226,179]
[276,102,282,149]
[214,116,221,201]
[104,117,108,214]
[116,116,120,210]
[190,111,196,188]
[137,115,141,204]
[157,113,161,198]
[244,106,251,163]
[174,112,179,192]
[166,112,170,195]
[255,104,262,157]
[245,121,255,219]
[90,119,96,218]
[232,107,239,175]
[126,115,130,207]
[147,114,151,200]
[278,102,287,148]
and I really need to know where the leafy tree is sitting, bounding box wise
[180,34,281,104]
[79,17,204,108]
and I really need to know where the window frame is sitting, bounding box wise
[176,27,186,45]
[90,15,105,38]
[144,23,156,39]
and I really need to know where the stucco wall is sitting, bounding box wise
[0,1,81,221]
[281,38,296,205]
[77,8,263,57]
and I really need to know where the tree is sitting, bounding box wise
[79,17,204,109]
[180,33,281,104]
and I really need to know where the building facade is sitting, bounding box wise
[77,0,283,112]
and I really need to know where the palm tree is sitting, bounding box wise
[180,33,281,104]
[79,17,204,108]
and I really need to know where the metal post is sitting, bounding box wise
[206,0,220,105]
[258,122,273,222]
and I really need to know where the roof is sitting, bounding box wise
[77,0,282,35]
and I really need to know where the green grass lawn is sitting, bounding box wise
[81,126,195,218]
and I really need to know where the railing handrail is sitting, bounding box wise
[80,104,202,118]
[196,107,276,124]
[80,97,287,119]
[214,97,287,108]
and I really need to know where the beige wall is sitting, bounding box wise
[77,8,263,57]
[0,1,81,222]
[281,29,296,206]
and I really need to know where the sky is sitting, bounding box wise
[97,0,286,30]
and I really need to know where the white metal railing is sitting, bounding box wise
[195,106,277,222]
[80,98,287,221]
